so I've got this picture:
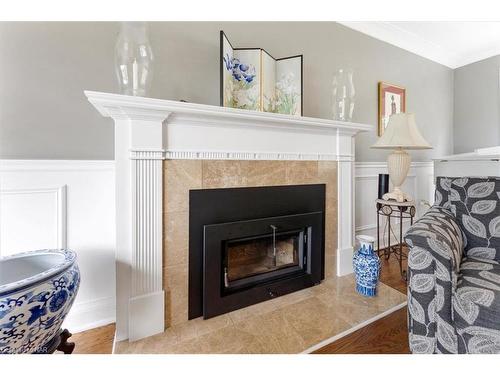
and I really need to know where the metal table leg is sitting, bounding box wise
[376,210,380,257]
[399,209,407,281]
[385,215,391,260]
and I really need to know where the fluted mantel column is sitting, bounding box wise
[86,91,171,342]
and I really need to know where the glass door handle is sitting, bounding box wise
[270,225,278,266]
[224,267,229,288]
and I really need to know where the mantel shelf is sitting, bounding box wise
[84,91,373,135]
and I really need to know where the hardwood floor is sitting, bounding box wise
[313,246,410,354]
[69,248,410,354]
[378,246,408,295]
[71,323,115,354]
[312,307,410,354]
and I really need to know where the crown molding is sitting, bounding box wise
[340,21,500,69]
[340,21,456,68]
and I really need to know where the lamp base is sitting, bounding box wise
[383,149,412,203]
[382,188,413,203]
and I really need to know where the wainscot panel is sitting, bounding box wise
[0,159,116,333]
[354,161,434,249]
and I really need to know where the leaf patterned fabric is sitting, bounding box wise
[434,177,452,210]
[406,177,500,354]
[448,177,500,262]
[454,257,500,353]
[405,206,461,353]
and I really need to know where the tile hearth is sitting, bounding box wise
[114,275,406,354]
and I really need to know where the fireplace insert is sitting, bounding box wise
[189,184,325,319]
[225,227,304,289]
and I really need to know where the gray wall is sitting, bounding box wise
[454,55,500,154]
[0,22,454,161]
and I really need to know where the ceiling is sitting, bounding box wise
[340,21,500,69]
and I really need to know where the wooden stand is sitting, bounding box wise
[57,329,75,354]
[35,329,75,354]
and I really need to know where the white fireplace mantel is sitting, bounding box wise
[85,90,373,342]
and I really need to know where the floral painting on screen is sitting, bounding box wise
[222,50,260,110]
[220,31,302,116]
[264,56,302,116]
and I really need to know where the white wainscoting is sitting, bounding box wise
[0,160,116,333]
[355,161,434,249]
[0,158,433,334]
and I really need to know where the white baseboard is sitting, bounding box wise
[112,332,118,354]
[63,297,116,334]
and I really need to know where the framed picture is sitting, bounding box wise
[378,82,406,136]
[220,30,303,116]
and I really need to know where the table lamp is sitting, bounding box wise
[371,113,432,202]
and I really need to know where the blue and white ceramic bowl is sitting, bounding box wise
[0,249,80,354]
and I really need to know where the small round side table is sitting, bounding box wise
[375,199,416,281]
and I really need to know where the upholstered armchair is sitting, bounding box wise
[405,177,500,354]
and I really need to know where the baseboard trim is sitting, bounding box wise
[301,300,408,354]
[63,296,116,334]
[112,331,118,354]
[68,317,116,335]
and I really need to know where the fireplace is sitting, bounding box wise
[87,91,368,340]
[189,184,325,319]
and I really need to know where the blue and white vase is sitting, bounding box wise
[353,235,380,297]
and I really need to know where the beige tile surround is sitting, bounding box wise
[163,160,338,327]
[114,159,407,354]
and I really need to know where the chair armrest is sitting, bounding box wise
[404,205,464,354]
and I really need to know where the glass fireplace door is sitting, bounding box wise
[224,228,305,290]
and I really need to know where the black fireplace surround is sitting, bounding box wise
[189,184,325,319]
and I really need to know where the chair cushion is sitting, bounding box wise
[448,177,500,262]
[453,257,500,353]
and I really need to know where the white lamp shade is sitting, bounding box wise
[372,113,432,150]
